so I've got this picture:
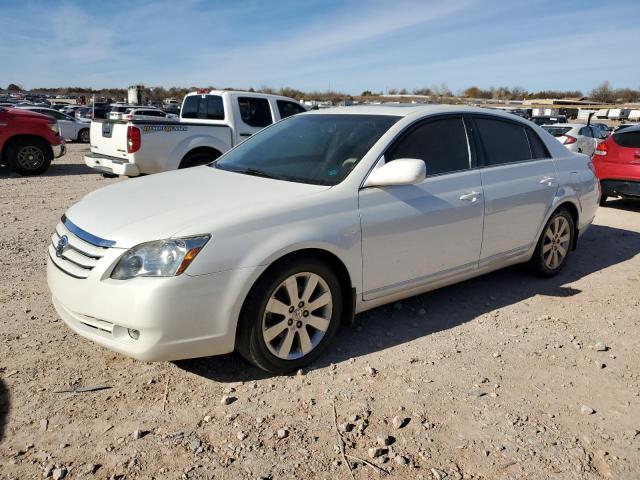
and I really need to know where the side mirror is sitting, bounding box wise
[363,158,426,188]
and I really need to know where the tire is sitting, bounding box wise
[599,194,608,206]
[236,258,342,374]
[6,137,52,176]
[78,128,90,143]
[529,208,575,277]
[179,151,220,169]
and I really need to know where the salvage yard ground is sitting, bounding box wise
[0,144,639,479]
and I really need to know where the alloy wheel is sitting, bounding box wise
[16,146,45,171]
[262,272,333,360]
[542,216,571,270]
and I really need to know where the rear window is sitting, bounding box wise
[181,95,225,120]
[277,100,306,119]
[613,130,640,148]
[238,97,273,127]
[476,117,532,165]
[543,126,572,137]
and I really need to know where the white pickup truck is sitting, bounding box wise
[84,90,306,176]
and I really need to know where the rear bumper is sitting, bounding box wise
[84,152,139,176]
[600,179,640,198]
[53,143,66,159]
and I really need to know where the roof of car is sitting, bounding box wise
[614,124,640,134]
[543,123,584,128]
[303,104,533,120]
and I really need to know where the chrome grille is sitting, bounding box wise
[48,218,112,279]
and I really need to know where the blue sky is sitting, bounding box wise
[1,0,639,94]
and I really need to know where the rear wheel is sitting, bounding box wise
[179,151,220,169]
[236,258,342,373]
[6,137,52,176]
[78,128,90,143]
[529,208,575,277]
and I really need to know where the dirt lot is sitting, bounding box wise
[0,144,639,480]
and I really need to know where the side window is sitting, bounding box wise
[181,95,225,120]
[238,97,273,127]
[387,117,470,176]
[277,100,306,119]
[476,118,532,165]
[526,128,551,159]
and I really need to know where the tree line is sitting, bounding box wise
[3,81,639,104]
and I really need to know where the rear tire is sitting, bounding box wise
[236,258,342,374]
[179,151,220,169]
[6,137,52,176]
[528,208,575,277]
[78,128,90,143]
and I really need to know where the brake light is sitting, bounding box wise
[594,141,608,156]
[563,135,577,145]
[127,126,141,153]
[197,89,208,94]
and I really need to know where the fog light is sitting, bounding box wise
[128,329,140,340]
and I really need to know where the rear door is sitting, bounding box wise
[359,115,484,299]
[234,96,274,144]
[472,115,558,264]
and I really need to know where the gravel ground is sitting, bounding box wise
[1,144,639,480]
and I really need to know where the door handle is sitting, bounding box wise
[539,176,555,186]
[459,191,482,202]
[239,133,252,137]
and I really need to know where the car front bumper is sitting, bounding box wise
[53,142,66,159]
[47,254,263,362]
[84,152,140,176]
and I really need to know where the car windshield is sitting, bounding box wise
[543,126,572,137]
[211,114,399,186]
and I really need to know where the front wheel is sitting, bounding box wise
[6,138,52,176]
[236,259,342,373]
[529,208,575,277]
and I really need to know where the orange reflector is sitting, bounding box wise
[176,247,202,275]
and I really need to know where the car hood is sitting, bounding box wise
[64,166,331,248]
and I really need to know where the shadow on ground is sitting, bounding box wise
[0,379,9,443]
[177,223,640,383]
[0,162,96,178]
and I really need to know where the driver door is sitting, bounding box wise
[359,116,484,300]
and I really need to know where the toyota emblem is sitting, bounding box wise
[56,235,69,257]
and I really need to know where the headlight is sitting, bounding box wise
[48,121,59,135]
[111,235,210,280]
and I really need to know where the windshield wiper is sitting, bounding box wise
[227,167,278,179]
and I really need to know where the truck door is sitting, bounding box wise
[233,96,274,144]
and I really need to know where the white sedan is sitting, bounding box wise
[18,106,91,142]
[47,106,599,373]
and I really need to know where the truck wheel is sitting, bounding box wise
[78,128,90,143]
[6,138,52,176]
[179,151,220,169]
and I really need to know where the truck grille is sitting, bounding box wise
[48,216,114,279]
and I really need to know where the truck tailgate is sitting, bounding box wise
[89,120,130,160]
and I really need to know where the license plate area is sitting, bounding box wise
[102,122,113,138]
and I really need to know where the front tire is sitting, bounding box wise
[236,258,342,374]
[6,138,52,176]
[599,194,608,206]
[529,208,575,277]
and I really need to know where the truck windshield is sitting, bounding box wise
[212,114,399,186]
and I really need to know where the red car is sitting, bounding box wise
[0,106,66,175]
[593,125,640,205]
